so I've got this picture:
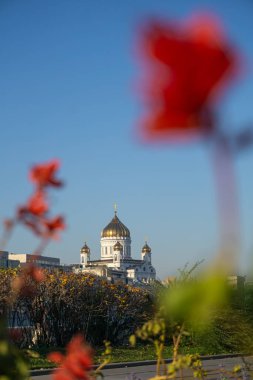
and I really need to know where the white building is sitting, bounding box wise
[8,253,61,269]
[79,211,156,284]
[0,251,19,269]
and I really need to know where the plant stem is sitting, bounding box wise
[172,324,184,362]
[0,223,15,250]
[212,142,240,273]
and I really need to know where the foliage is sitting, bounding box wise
[130,263,253,379]
[0,269,153,348]
[0,321,29,380]
[189,308,253,354]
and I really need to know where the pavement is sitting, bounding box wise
[30,354,253,379]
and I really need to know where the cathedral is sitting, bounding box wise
[79,211,156,284]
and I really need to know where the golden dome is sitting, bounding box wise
[142,242,151,253]
[81,242,90,254]
[101,212,130,238]
[114,241,123,251]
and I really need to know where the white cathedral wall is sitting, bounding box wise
[141,252,152,263]
[134,263,156,282]
[100,237,131,260]
[80,253,90,267]
[127,268,135,278]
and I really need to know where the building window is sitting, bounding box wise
[82,257,84,263]
[105,247,107,255]
[143,267,146,271]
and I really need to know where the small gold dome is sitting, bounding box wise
[101,212,130,238]
[81,242,90,254]
[114,241,123,251]
[142,242,151,253]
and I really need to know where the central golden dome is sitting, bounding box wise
[101,212,130,238]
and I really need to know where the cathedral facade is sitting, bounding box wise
[79,211,156,284]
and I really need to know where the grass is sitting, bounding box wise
[28,356,56,370]
[27,345,163,370]
[26,343,232,370]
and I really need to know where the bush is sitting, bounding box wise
[0,269,153,348]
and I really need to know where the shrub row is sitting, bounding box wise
[0,269,154,347]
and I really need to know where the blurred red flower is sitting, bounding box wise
[29,159,63,189]
[138,14,239,141]
[18,191,48,218]
[16,191,48,236]
[43,216,65,239]
[15,193,65,240]
[48,335,93,380]
[26,263,45,282]
[13,160,65,239]
[12,264,45,296]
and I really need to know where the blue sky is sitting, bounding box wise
[1,0,253,279]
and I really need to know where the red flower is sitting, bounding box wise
[16,193,65,239]
[26,263,45,282]
[29,159,63,189]
[43,216,65,239]
[137,14,239,141]
[12,264,45,296]
[48,335,93,380]
[16,191,49,236]
[18,191,48,218]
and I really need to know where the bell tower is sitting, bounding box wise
[80,242,90,268]
[113,241,123,268]
[141,242,152,264]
